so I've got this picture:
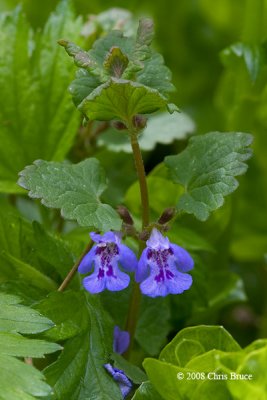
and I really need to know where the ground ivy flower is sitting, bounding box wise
[78,231,137,294]
[104,326,132,398]
[136,228,194,297]
[104,364,132,398]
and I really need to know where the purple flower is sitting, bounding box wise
[136,228,194,298]
[113,326,130,355]
[78,231,137,294]
[104,364,132,398]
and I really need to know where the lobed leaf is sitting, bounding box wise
[18,158,121,232]
[165,132,253,221]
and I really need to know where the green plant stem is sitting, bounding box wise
[125,131,150,359]
[129,133,149,229]
[58,241,93,292]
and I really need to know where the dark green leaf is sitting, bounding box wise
[137,53,176,96]
[111,352,147,384]
[165,132,253,221]
[33,221,75,280]
[0,332,61,358]
[136,297,171,356]
[18,158,121,231]
[1,251,57,291]
[69,69,101,107]
[0,354,52,400]
[34,291,88,341]
[0,292,54,334]
[44,293,122,400]
[79,78,168,122]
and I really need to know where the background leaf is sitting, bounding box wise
[0,3,82,193]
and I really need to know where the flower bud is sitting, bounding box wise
[117,205,134,225]
[112,120,127,130]
[132,115,147,130]
[158,207,176,224]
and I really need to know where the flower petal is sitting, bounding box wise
[104,364,132,399]
[135,248,150,282]
[106,269,130,291]
[140,274,169,298]
[140,270,193,297]
[165,270,193,294]
[146,228,170,250]
[82,272,106,293]
[78,246,96,273]
[171,244,194,272]
[113,326,130,354]
[118,244,138,272]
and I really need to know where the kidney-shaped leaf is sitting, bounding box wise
[165,132,253,221]
[79,78,168,122]
[18,158,121,232]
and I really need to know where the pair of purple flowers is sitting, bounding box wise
[78,228,194,298]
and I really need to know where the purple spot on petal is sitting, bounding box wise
[98,268,104,279]
[166,270,174,279]
[155,269,164,283]
[107,265,116,277]
[147,249,152,259]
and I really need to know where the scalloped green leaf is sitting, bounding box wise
[79,78,168,121]
[60,17,176,112]
[137,53,176,96]
[165,132,253,221]
[18,158,121,232]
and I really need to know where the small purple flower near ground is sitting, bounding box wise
[136,228,194,297]
[78,231,137,294]
[104,364,132,398]
[104,326,132,398]
[113,326,130,355]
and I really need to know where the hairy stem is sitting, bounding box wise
[58,241,93,292]
[125,131,150,358]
